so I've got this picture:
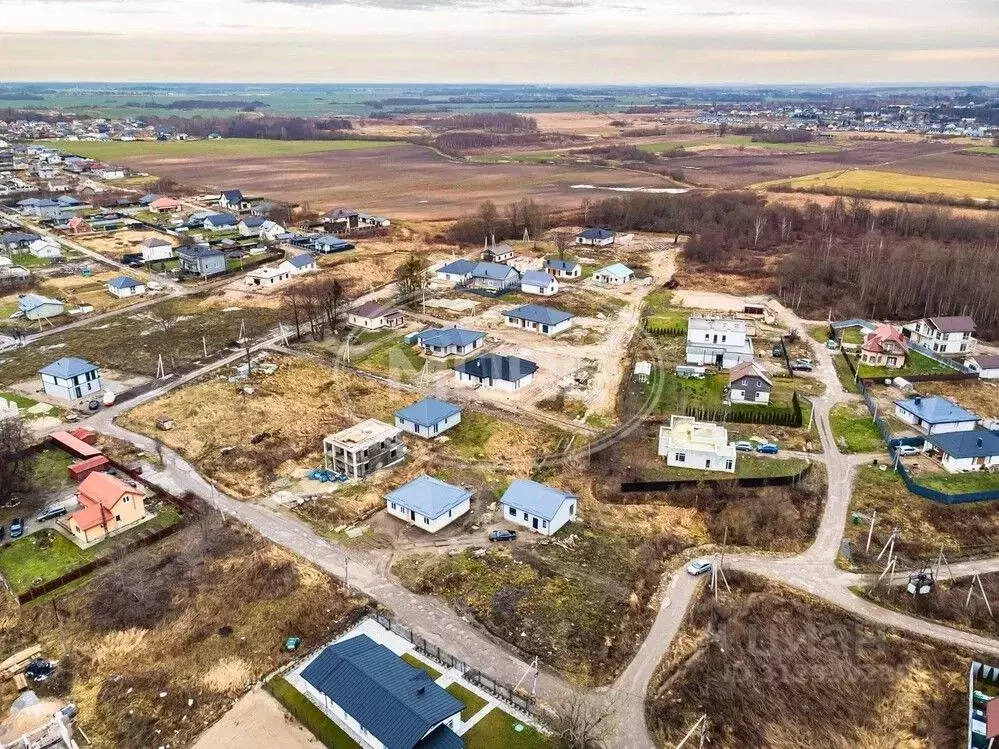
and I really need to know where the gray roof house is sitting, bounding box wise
[453,353,538,391]
[300,633,464,748]
[544,258,582,279]
[576,228,616,246]
[469,262,519,292]
[436,259,477,283]
[413,327,485,357]
[394,397,462,438]
[19,293,65,320]
[500,479,577,536]
[504,304,574,336]
[385,474,472,532]
[203,213,238,231]
[178,245,227,277]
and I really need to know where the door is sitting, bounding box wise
[532,517,539,530]
[715,354,724,367]
[410,510,416,521]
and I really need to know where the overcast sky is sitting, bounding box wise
[2,0,997,84]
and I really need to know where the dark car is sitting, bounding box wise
[9,518,23,539]
[489,529,518,542]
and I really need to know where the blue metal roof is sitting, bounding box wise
[300,634,463,749]
[180,245,224,259]
[314,234,352,247]
[285,254,316,268]
[19,294,62,312]
[38,356,97,379]
[220,189,244,202]
[577,228,615,239]
[894,396,978,425]
[241,215,266,227]
[454,354,538,382]
[500,479,576,522]
[385,474,471,520]
[439,259,476,276]
[415,726,464,749]
[416,328,485,349]
[596,263,633,279]
[395,397,462,428]
[0,231,39,244]
[521,271,555,287]
[204,213,237,226]
[505,304,574,326]
[107,275,141,289]
[471,262,517,281]
[925,430,999,459]
[545,258,580,272]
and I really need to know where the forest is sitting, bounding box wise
[588,192,999,337]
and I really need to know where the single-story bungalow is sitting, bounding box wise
[894,395,979,435]
[313,235,355,254]
[453,353,538,391]
[576,228,615,247]
[0,231,40,251]
[245,265,291,287]
[19,294,65,321]
[924,430,999,473]
[394,397,462,439]
[413,327,485,357]
[504,304,574,336]
[385,474,471,532]
[348,301,404,330]
[545,258,582,279]
[500,479,577,536]
[469,261,519,292]
[436,258,477,284]
[28,238,63,260]
[968,354,999,381]
[203,213,238,231]
[106,275,146,298]
[148,196,182,213]
[140,237,174,263]
[299,633,463,747]
[593,263,634,285]
[238,215,267,237]
[277,254,318,275]
[521,270,559,296]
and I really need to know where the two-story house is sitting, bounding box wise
[685,316,755,369]
[323,419,407,479]
[903,316,977,358]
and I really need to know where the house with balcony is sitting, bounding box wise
[685,316,754,369]
[903,316,977,358]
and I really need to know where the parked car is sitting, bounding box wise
[896,445,920,457]
[734,440,754,453]
[791,359,814,372]
[36,504,68,523]
[771,343,785,357]
[756,443,780,455]
[489,529,518,542]
[10,518,23,539]
[686,558,712,576]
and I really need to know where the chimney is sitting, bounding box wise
[979,437,984,448]
[914,396,921,404]
[417,686,426,695]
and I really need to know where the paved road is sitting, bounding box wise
[79,293,999,748]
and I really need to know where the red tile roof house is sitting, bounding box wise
[860,323,909,369]
[67,216,92,235]
[61,472,148,547]
[148,196,183,213]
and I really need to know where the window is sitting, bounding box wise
[542,520,548,528]
[115,515,121,522]
[569,504,575,516]
[424,517,429,525]
[448,509,452,517]
[675,452,686,463]
[725,460,733,470]
[509,506,516,517]
[390,502,396,510]
[523,511,529,520]
[123,497,130,503]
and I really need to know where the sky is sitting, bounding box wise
[1,0,998,84]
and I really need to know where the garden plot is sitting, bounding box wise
[76,229,175,262]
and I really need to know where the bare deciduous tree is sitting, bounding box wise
[548,694,617,749]
[0,418,33,505]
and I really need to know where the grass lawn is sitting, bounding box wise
[806,324,832,344]
[0,532,94,594]
[647,370,728,413]
[10,252,52,269]
[446,681,488,721]
[651,455,808,481]
[915,470,999,495]
[762,169,999,201]
[643,290,688,331]
[32,448,75,492]
[839,326,866,345]
[964,146,999,156]
[0,391,38,410]
[354,337,427,381]
[856,350,955,380]
[463,708,550,749]
[401,652,441,680]
[828,403,885,453]
[40,138,403,160]
[265,677,361,749]
[639,135,839,154]
[832,352,860,393]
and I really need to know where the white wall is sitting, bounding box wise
[505,316,572,336]
[895,405,978,435]
[395,411,461,438]
[501,498,575,536]
[141,246,173,262]
[386,496,470,533]
[454,370,533,391]
[941,454,999,473]
[41,373,101,401]
[666,447,735,473]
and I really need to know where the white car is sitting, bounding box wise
[896,445,920,457]
[686,559,712,576]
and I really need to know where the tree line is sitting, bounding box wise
[587,191,999,337]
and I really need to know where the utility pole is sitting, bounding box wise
[934,546,954,583]
[865,510,877,553]
[202,335,208,359]
[674,714,708,749]
[967,574,994,618]
[155,353,166,379]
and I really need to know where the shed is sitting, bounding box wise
[68,456,110,481]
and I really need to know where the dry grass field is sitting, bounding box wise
[768,169,999,201]
[0,518,366,749]
[100,143,670,220]
[76,229,177,261]
[647,573,968,748]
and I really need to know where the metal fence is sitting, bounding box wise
[620,464,812,495]
[370,611,536,717]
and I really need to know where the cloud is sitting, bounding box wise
[249,0,638,11]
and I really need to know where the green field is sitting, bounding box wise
[828,403,885,454]
[39,138,403,161]
[463,708,550,749]
[916,470,999,495]
[639,135,839,154]
[964,146,999,156]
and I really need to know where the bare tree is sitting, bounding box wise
[548,694,617,749]
[553,231,571,261]
[395,253,429,302]
[0,418,34,505]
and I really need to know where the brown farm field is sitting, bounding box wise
[101,143,671,219]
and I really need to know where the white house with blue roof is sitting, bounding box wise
[454,354,538,391]
[544,258,581,279]
[385,474,471,532]
[298,632,465,748]
[394,397,462,438]
[520,270,559,296]
[202,213,238,231]
[576,228,615,247]
[593,263,634,285]
[105,275,146,298]
[39,357,101,401]
[436,259,477,284]
[413,328,485,358]
[278,254,319,275]
[504,304,574,336]
[924,430,999,473]
[19,294,65,321]
[469,262,519,292]
[894,395,979,436]
[500,479,577,536]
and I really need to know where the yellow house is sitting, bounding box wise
[63,472,147,545]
